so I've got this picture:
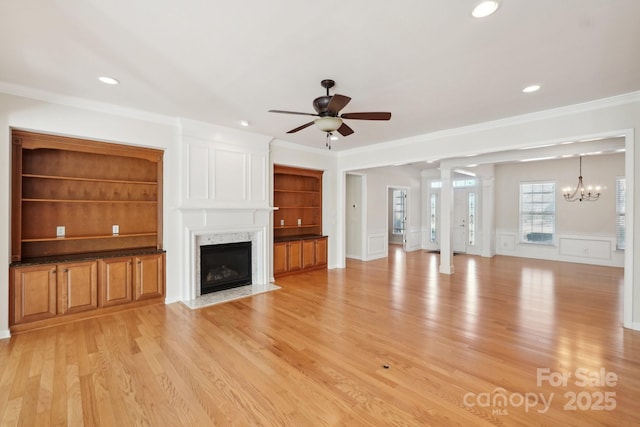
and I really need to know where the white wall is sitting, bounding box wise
[495,153,624,266]
[0,92,182,338]
[350,165,422,260]
[345,174,364,259]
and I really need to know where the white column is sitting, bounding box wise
[439,167,454,274]
[481,169,496,258]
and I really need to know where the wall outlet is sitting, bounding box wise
[56,226,65,237]
[297,218,302,226]
[112,224,119,235]
[280,219,284,226]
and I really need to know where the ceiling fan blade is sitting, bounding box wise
[286,121,315,133]
[269,109,318,117]
[341,112,392,120]
[326,94,351,115]
[336,122,354,137]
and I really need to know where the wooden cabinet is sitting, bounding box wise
[273,237,327,277]
[10,253,165,329]
[99,257,133,307]
[315,237,328,267]
[57,261,98,315]
[134,253,165,301]
[11,260,98,324]
[273,241,303,276]
[9,130,166,332]
[302,239,316,268]
[273,242,289,276]
[11,264,58,324]
[99,253,165,306]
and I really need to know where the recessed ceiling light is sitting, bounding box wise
[98,76,119,85]
[522,84,541,93]
[239,120,250,127]
[472,0,501,18]
[330,135,339,141]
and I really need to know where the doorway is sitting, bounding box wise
[388,187,408,248]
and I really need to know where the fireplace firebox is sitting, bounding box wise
[200,241,252,294]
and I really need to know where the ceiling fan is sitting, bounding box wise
[269,79,391,148]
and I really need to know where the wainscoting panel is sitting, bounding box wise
[497,233,517,252]
[180,126,270,208]
[405,228,422,252]
[495,229,623,267]
[367,231,387,261]
[559,237,611,260]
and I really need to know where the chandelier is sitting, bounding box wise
[563,156,601,202]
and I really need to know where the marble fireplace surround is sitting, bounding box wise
[183,224,271,303]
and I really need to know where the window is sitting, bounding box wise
[616,177,625,250]
[430,193,437,243]
[392,189,406,235]
[431,179,476,188]
[453,179,477,188]
[520,182,555,244]
[468,192,476,245]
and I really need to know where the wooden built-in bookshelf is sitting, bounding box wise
[273,165,327,277]
[9,130,165,332]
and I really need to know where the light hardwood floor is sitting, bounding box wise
[2,247,639,426]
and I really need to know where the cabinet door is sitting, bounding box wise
[302,239,315,268]
[58,261,98,315]
[99,257,133,307]
[274,242,288,276]
[134,253,165,301]
[11,264,57,324]
[315,237,328,266]
[288,241,303,272]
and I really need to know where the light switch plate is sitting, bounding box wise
[56,226,65,237]
[112,224,119,235]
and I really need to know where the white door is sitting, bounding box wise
[453,189,468,253]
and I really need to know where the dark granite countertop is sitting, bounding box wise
[274,235,327,243]
[11,248,166,267]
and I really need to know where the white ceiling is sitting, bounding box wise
[1,0,639,151]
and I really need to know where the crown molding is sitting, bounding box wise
[0,80,180,126]
[339,91,640,157]
[270,138,338,157]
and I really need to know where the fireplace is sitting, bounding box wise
[200,241,252,294]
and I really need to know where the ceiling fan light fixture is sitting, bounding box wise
[472,0,501,18]
[315,116,342,132]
